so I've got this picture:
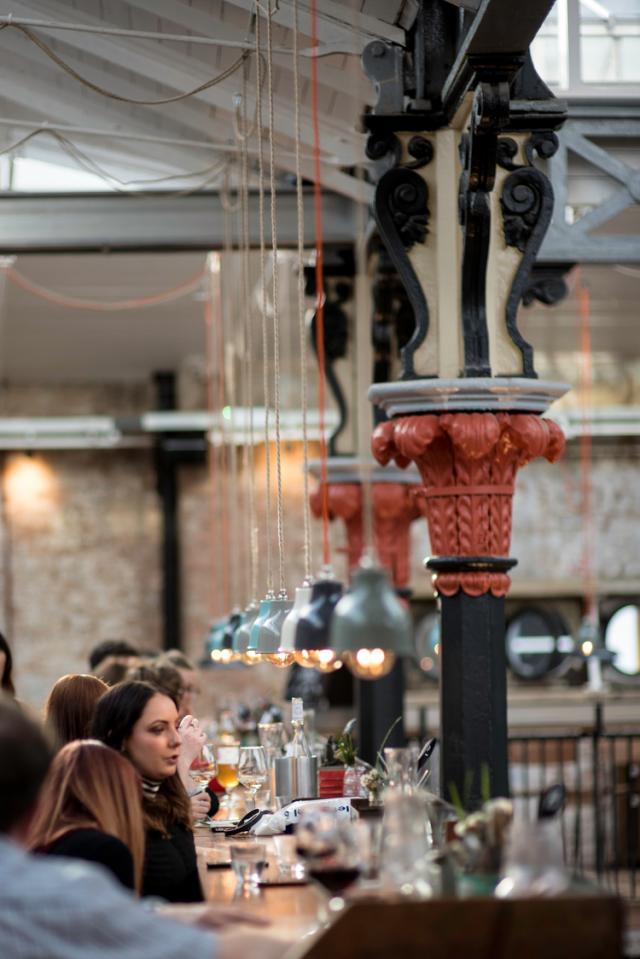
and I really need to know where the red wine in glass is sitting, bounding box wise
[308,866,360,896]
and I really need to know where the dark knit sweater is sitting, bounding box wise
[43,828,135,891]
[142,822,203,903]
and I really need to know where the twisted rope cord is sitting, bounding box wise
[293,0,312,581]
[237,66,259,603]
[255,10,273,595]
[265,0,286,595]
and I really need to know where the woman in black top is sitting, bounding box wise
[92,680,203,903]
[28,739,144,892]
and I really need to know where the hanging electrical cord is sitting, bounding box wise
[0,22,249,105]
[204,253,229,619]
[255,10,274,600]
[309,0,331,568]
[213,257,232,618]
[237,64,259,607]
[0,128,230,198]
[3,262,207,311]
[265,0,287,597]
[293,0,313,583]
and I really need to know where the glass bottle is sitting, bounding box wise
[288,697,311,758]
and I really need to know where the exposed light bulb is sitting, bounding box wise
[343,648,395,680]
[293,649,342,672]
[294,650,317,669]
[264,650,296,668]
[219,648,237,665]
[244,650,262,665]
[210,649,223,663]
[581,640,594,657]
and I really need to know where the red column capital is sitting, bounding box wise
[372,411,565,597]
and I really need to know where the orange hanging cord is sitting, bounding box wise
[577,272,596,621]
[309,0,330,567]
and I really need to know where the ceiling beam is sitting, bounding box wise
[0,190,360,252]
[11,0,364,163]
[124,0,365,98]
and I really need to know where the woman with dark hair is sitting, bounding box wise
[28,740,144,893]
[0,633,15,696]
[91,681,203,903]
[44,674,108,748]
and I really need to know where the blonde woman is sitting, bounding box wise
[28,739,144,893]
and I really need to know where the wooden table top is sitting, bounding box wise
[194,825,327,942]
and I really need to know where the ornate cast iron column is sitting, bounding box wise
[363,3,568,807]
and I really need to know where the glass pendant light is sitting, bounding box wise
[258,590,295,667]
[330,559,413,680]
[294,568,344,673]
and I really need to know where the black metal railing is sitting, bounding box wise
[509,722,640,900]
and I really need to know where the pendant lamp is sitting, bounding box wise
[220,610,242,664]
[246,591,276,663]
[281,579,313,652]
[294,568,344,673]
[330,559,413,680]
[258,590,295,667]
[235,603,260,663]
[207,619,227,664]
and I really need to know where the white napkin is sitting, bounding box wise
[251,798,357,836]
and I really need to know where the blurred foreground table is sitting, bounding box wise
[195,829,624,959]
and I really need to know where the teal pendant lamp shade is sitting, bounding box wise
[247,591,276,662]
[330,561,413,680]
[207,618,227,663]
[220,610,242,663]
[235,603,259,657]
[295,574,344,672]
[258,592,295,666]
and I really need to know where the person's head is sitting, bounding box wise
[126,662,183,704]
[27,740,145,893]
[94,659,130,687]
[91,681,190,833]
[157,650,200,719]
[0,694,52,841]
[88,639,140,673]
[0,633,15,696]
[44,674,108,749]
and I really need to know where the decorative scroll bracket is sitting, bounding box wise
[498,131,560,377]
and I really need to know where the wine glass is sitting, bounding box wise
[190,743,217,788]
[189,744,217,825]
[237,746,268,810]
[295,806,360,902]
[216,744,240,816]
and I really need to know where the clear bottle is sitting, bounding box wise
[288,697,311,758]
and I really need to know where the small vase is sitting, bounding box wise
[342,764,363,798]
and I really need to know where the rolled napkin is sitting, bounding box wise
[251,798,357,836]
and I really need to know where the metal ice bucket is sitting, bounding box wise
[274,756,318,803]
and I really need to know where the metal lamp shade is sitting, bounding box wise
[257,598,293,652]
[249,595,275,649]
[330,563,414,657]
[222,611,241,648]
[207,619,227,662]
[295,579,344,651]
[281,583,313,651]
[234,603,259,654]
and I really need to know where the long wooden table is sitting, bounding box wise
[194,826,624,959]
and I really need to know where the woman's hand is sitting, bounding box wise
[177,715,207,790]
[189,791,211,823]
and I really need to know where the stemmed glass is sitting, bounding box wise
[216,744,240,816]
[190,744,217,825]
[237,746,268,810]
